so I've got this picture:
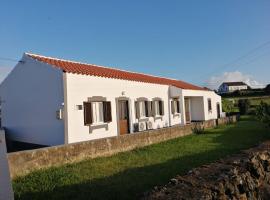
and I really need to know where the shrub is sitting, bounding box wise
[192,123,205,134]
[255,102,270,127]
[238,99,250,115]
[222,99,234,115]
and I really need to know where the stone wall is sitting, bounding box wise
[8,116,237,179]
[142,140,270,200]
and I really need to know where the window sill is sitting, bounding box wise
[88,122,109,133]
[90,122,108,127]
[138,117,149,122]
[154,115,163,120]
[173,113,180,117]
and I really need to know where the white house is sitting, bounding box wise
[218,82,248,94]
[0,53,222,146]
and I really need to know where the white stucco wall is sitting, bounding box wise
[168,86,183,125]
[190,97,205,121]
[228,85,248,91]
[64,73,170,143]
[0,54,65,146]
[179,89,222,122]
[202,91,222,120]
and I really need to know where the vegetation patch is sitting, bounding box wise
[13,116,270,200]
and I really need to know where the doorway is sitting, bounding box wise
[118,100,130,135]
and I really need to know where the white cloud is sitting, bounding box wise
[0,66,13,84]
[206,71,265,90]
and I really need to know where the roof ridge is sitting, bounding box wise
[25,52,181,82]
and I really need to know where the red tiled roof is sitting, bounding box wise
[26,53,206,90]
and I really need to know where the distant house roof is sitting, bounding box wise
[25,53,207,91]
[223,82,248,86]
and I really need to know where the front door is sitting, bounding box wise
[185,98,191,123]
[217,103,221,118]
[118,100,130,135]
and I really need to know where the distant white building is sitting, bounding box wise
[0,53,222,146]
[218,82,248,94]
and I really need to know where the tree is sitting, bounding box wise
[238,99,250,115]
[265,84,270,94]
[256,101,270,127]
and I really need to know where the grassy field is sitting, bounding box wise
[224,96,270,113]
[226,96,270,105]
[13,116,270,200]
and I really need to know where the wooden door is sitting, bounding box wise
[217,103,221,118]
[118,100,130,135]
[185,99,191,123]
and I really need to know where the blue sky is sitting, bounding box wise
[0,0,269,88]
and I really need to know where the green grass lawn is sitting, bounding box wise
[225,96,270,113]
[13,116,270,200]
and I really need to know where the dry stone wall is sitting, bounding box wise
[7,116,237,179]
[142,141,270,200]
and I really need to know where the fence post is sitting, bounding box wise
[0,129,14,200]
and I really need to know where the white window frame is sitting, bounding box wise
[91,102,104,124]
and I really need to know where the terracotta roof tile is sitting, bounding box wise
[26,53,207,91]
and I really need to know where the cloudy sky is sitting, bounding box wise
[206,71,266,90]
[0,1,269,89]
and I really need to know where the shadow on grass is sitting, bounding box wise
[14,118,270,200]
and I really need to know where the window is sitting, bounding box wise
[135,100,150,119]
[154,101,160,116]
[92,102,104,124]
[152,100,164,116]
[171,99,180,114]
[208,98,212,112]
[84,101,112,126]
[139,101,146,118]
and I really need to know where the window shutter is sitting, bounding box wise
[171,101,175,114]
[135,101,140,119]
[159,101,164,115]
[208,99,212,111]
[103,101,112,122]
[152,101,156,116]
[177,100,180,113]
[84,102,92,125]
[145,101,149,117]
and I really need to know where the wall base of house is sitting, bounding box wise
[6,140,47,153]
[7,116,237,179]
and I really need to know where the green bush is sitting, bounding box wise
[222,99,234,115]
[238,99,250,115]
[255,102,270,127]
